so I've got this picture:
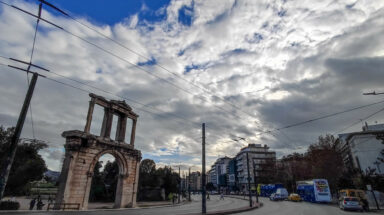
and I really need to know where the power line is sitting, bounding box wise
[0,63,201,128]
[43,1,263,123]
[255,100,384,136]
[25,2,44,140]
[333,107,384,135]
[4,1,384,149]
[0,1,266,132]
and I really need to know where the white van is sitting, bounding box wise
[275,188,289,200]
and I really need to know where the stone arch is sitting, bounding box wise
[55,94,141,210]
[88,149,128,179]
[84,149,128,209]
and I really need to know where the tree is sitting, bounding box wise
[0,126,48,196]
[89,160,119,202]
[89,161,105,202]
[140,159,156,174]
[275,135,345,193]
[137,161,180,201]
[306,134,344,193]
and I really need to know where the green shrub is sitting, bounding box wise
[0,200,20,210]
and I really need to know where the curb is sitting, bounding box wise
[0,200,191,213]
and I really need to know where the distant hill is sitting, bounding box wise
[44,170,60,182]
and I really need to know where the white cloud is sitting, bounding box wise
[0,0,383,172]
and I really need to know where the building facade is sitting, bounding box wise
[338,123,384,175]
[187,171,202,192]
[235,144,276,193]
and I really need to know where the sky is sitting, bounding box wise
[0,0,384,172]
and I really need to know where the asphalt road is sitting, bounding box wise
[4,196,384,215]
[2,195,248,215]
[238,197,383,215]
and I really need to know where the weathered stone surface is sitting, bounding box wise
[55,94,141,210]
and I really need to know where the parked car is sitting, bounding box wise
[339,189,368,210]
[288,193,301,202]
[269,193,278,201]
[339,197,363,211]
[270,188,289,201]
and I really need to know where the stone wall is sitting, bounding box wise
[55,132,141,210]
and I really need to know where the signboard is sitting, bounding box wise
[314,180,329,194]
[228,174,236,183]
[367,184,372,191]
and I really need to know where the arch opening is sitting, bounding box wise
[88,153,120,209]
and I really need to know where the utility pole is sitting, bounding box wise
[246,152,252,207]
[0,72,38,199]
[188,167,191,201]
[252,159,259,203]
[202,123,206,214]
[178,166,181,203]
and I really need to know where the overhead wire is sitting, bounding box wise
[0,1,269,142]
[0,0,246,122]
[3,1,384,150]
[24,2,44,139]
[0,62,201,129]
[48,2,264,124]
[333,106,384,135]
[1,1,277,141]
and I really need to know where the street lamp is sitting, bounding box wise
[251,158,259,203]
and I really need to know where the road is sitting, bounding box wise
[3,195,248,215]
[238,197,383,215]
[4,196,384,215]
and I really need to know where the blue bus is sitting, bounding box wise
[260,184,283,197]
[297,179,332,203]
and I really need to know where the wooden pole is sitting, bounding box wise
[0,72,38,199]
[202,123,206,214]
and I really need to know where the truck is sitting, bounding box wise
[296,179,332,203]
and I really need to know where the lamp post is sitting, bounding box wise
[252,158,259,203]
[246,152,252,207]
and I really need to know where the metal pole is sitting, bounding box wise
[252,159,259,203]
[372,190,380,210]
[188,167,191,201]
[246,152,252,207]
[0,72,38,199]
[178,166,181,203]
[202,123,206,214]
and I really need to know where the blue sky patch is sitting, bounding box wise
[184,64,200,74]
[44,0,171,25]
[138,57,157,66]
[178,3,194,26]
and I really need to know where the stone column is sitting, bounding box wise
[130,119,137,146]
[84,98,95,133]
[101,108,113,138]
[116,115,127,142]
[131,160,140,207]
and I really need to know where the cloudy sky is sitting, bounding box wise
[0,0,384,172]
